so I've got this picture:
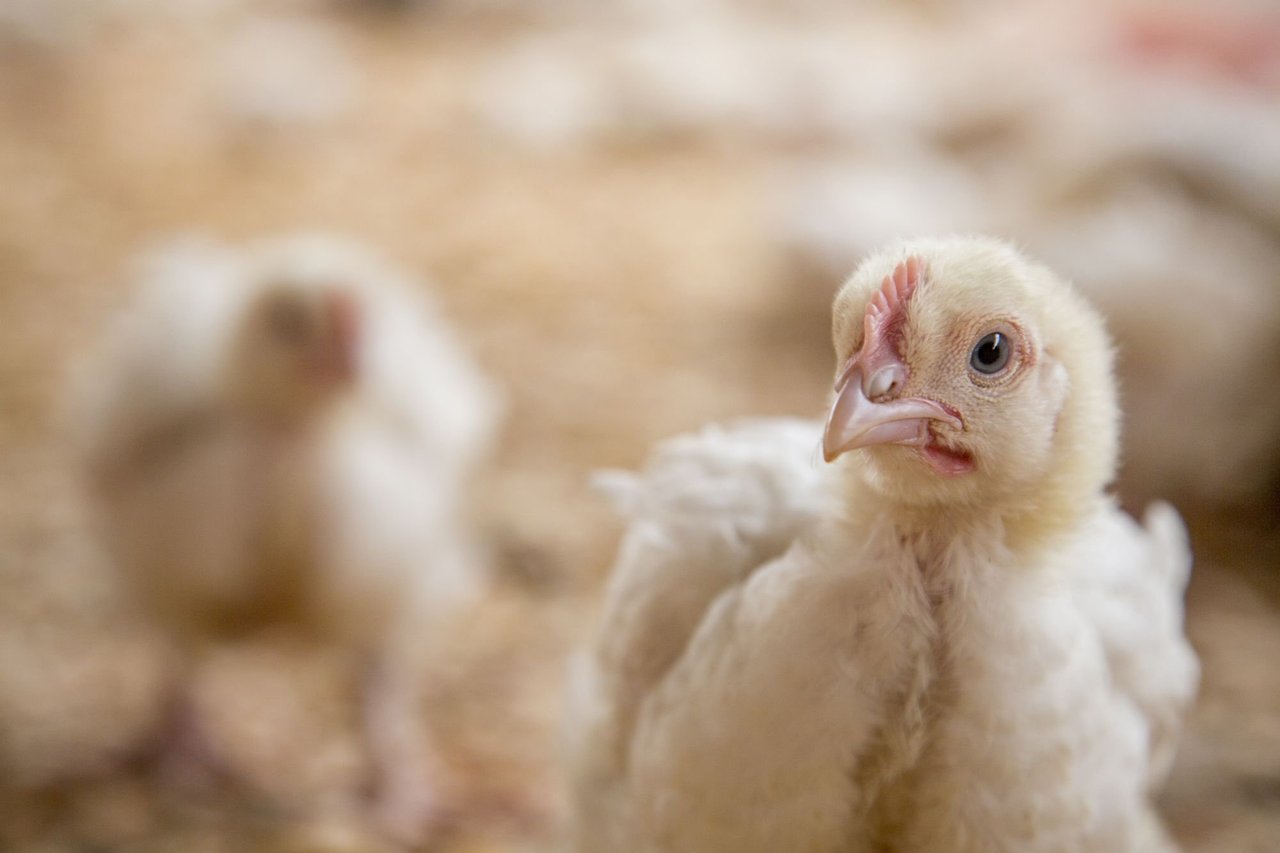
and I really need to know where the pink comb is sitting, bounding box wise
[865,255,923,347]
[837,255,923,393]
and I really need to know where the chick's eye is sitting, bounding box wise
[969,332,1011,375]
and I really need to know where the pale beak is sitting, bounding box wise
[822,364,962,463]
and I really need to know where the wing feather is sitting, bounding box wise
[568,418,833,848]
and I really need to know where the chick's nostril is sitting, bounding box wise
[866,365,903,401]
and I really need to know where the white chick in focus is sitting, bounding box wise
[75,234,497,845]
[570,237,1198,852]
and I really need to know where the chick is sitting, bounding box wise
[75,235,497,845]
[570,237,1197,852]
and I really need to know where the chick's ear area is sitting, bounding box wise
[1041,356,1072,430]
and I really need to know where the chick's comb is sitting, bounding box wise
[863,255,924,356]
[867,256,922,332]
[834,256,926,392]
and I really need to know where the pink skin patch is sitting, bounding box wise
[921,440,975,477]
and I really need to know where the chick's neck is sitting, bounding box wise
[837,461,1100,565]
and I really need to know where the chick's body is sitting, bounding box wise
[106,401,458,647]
[571,238,1197,852]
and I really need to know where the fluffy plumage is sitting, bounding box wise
[570,237,1197,852]
[73,233,498,842]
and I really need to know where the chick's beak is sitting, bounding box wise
[822,362,961,463]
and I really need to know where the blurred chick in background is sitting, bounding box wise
[571,238,1197,852]
[72,234,498,845]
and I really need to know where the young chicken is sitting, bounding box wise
[75,234,497,845]
[570,237,1198,852]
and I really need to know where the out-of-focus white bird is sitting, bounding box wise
[217,15,357,131]
[570,237,1198,852]
[74,234,498,845]
[473,17,937,150]
[1017,180,1280,509]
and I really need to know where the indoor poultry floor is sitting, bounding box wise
[1,5,1278,851]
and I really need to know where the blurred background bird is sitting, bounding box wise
[73,235,498,845]
[1,0,1278,850]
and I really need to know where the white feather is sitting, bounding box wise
[571,419,1195,848]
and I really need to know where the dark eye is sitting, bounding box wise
[969,332,1011,375]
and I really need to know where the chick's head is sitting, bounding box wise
[224,278,362,422]
[825,237,1118,524]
